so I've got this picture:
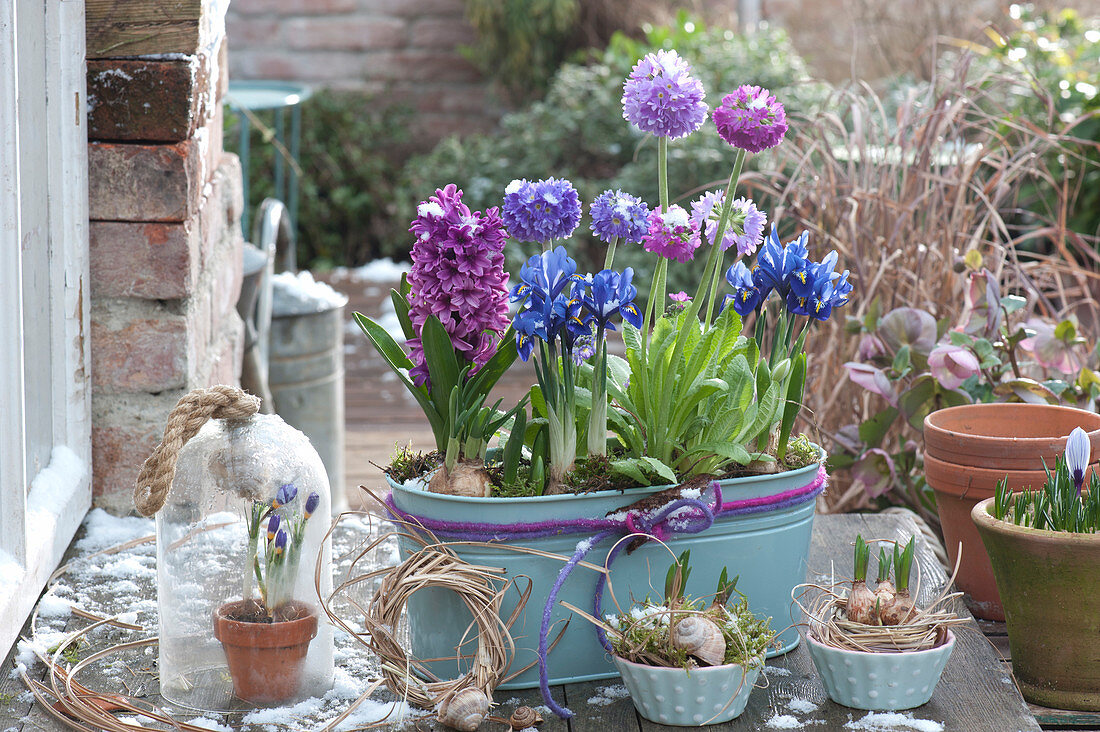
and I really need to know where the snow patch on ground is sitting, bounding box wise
[586,684,630,706]
[788,697,819,713]
[767,713,803,729]
[845,711,945,731]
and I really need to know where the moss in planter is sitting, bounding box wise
[609,596,774,670]
[564,454,643,494]
[781,435,820,471]
[384,444,441,484]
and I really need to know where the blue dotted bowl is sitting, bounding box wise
[806,630,955,710]
[612,655,759,726]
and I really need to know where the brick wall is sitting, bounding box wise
[225,0,499,142]
[86,0,245,514]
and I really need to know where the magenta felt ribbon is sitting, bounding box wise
[384,464,828,719]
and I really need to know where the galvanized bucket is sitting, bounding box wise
[270,287,346,512]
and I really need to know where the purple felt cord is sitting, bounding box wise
[538,529,615,719]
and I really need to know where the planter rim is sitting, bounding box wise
[971,496,1100,545]
[924,403,1100,446]
[213,600,319,648]
[611,653,762,675]
[806,629,956,658]
[388,451,822,505]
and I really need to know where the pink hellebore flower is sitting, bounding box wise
[928,344,980,390]
[1018,318,1084,376]
[844,362,898,407]
[851,448,897,499]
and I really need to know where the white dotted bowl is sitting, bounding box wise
[612,655,759,726]
[806,630,955,710]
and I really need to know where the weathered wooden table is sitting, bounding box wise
[0,512,1085,731]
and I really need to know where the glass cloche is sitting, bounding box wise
[154,413,334,710]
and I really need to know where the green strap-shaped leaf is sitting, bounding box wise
[421,315,462,416]
[353,311,446,448]
[389,290,415,342]
[777,353,806,460]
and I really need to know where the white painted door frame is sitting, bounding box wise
[0,0,92,657]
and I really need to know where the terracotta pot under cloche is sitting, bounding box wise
[213,600,319,705]
[923,403,1100,621]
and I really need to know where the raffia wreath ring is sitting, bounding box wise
[331,531,517,711]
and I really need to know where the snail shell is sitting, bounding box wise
[670,615,726,667]
[509,705,543,729]
[437,687,489,731]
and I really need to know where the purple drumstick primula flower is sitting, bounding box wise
[714,85,788,153]
[502,177,582,244]
[621,49,708,140]
[690,190,766,256]
[642,205,700,263]
[406,184,511,388]
[589,189,650,244]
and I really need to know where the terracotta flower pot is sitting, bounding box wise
[923,404,1100,621]
[213,600,319,705]
[972,497,1100,710]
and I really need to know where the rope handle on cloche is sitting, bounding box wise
[133,385,261,516]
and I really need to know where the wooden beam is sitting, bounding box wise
[85,0,202,58]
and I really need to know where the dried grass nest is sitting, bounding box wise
[792,540,968,654]
[320,519,524,712]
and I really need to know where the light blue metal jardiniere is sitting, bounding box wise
[387,457,823,690]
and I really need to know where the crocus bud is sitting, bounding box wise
[274,529,288,556]
[304,492,320,518]
[1066,426,1090,496]
[273,483,297,509]
[928,344,979,390]
[266,513,281,542]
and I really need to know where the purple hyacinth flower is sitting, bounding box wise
[582,268,642,332]
[1066,426,1090,495]
[304,492,320,518]
[724,261,765,316]
[621,49,708,140]
[642,205,700,263]
[273,483,297,509]
[502,177,582,244]
[266,513,281,542]
[713,85,788,153]
[589,189,650,244]
[406,184,510,388]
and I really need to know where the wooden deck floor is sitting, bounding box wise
[0,512,1054,731]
